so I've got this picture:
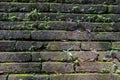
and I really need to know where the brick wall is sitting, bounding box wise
[0,0,120,80]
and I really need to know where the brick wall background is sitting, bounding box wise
[0,0,120,80]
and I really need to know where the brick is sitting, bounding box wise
[112,42,120,50]
[50,74,116,80]
[15,41,45,51]
[75,62,113,72]
[0,21,77,30]
[0,41,16,51]
[81,42,111,50]
[8,74,50,80]
[78,22,120,32]
[0,52,31,62]
[42,62,74,73]
[8,74,35,80]
[0,63,41,73]
[0,30,30,40]
[50,4,107,13]
[0,13,8,21]
[0,75,7,80]
[40,0,115,4]
[32,52,70,61]
[0,3,49,12]
[47,42,81,51]
[31,31,67,40]
[108,5,120,13]
[1,13,120,22]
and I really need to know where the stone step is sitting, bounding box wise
[0,51,118,62]
[0,0,116,4]
[0,62,41,74]
[0,2,49,12]
[0,41,113,51]
[1,30,120,41]
[1,21,120,31]
[0,12,120,22]
[7,73,120,80]
[0,2,108,14]
[0,51,116,62]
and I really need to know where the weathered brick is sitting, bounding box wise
[32,52,70,61]
[50,74,116,80]
[0,63,41,73]
[8,74,35,80]
[0,30,30,40]
[0,41,16,51]
[108,5,120,13]
[15,41,45,51]
[81,42,111,50]
[75,62,113,72]
[31,31,67,40]
[0,3,49,12]
[0,21,77,30]
[0,75,7,80]
[0,52,31,62]
[42,62,74,73]
[78,22,120,32]
[50,4,107,13]
[0,0,115,4]
[0,13,120,22]
[8,74,50,80]
[40,0,115,4]
[47,42,81,51]
[112,42,120,50]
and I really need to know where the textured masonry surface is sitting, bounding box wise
[1,0,120,80]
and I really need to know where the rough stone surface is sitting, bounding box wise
[0,41,16,51]
[47,42,81,51]
[42,62,74,73]
[81,42,111,50]
[0,63,41,73]
[0,52,31,62]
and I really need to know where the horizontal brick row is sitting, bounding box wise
[0,41,115,51]
[0,0,115,4]
[0,2,49,12]
[49,4,107,14]
[1,30,120,41]
[0,62,120,74]
[0,63,41,73]
[42,62,120,73]
[6,73,120,80]
[1,21,120,31]
[0,3,107,14]
[0,51,117,62]
[0,21,77,30]
[0,13,120,22]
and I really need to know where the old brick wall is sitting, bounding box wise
[0,0,120,80]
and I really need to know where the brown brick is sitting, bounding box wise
[0,75,7,80]
[81,42,111,50]
[42,62,74,73]
[0,30,31,40]
[15,41,45,51]
[75,62,113,72]
[31,31,67,40]
[8,74,50,80]
[47,42,81,51]
[50,74,115,80]
[0,52,31,62]
[0,63,41,73]
[32,52,70,61]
